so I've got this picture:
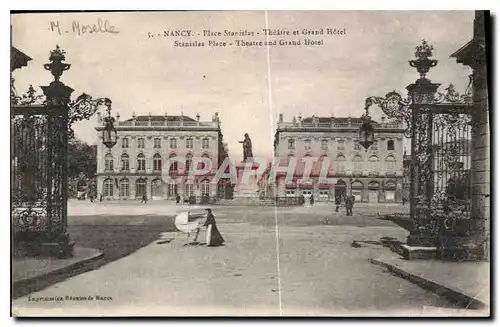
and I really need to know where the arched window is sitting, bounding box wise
[336,154,346,161]
[121,153,129,171]
[105,153,114,171]
[185,154,193,174]
[153,153,162,171]
[103,178,114,197]
[122,138,129,149]
[169,154,178,173]
[119,178,130,197]
[136,178,147,198]
[198,153,211,170]
[369,155,379,162]
[385,155,396,172]
[137,153,146,171]
[387,140,395,151]
[200,179,210,196]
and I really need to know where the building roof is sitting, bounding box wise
[125,115,196,122]
[11,46,32,71]
[450,39,477,66]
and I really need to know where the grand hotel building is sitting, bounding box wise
[95,112,227,200]
[272,114,406,203]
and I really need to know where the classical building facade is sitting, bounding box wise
[95,112,227,200]
[273,114,406,202]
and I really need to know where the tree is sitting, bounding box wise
[67,137,97,197]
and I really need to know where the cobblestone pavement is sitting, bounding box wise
[13,201,463,316]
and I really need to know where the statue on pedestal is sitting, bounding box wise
[238,133,253,162]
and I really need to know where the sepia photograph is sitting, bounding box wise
[10,10,491,317]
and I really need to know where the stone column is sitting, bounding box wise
[470,11,490,260]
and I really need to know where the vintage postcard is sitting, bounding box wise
[10,10,490,317]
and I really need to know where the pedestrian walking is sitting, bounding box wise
[402,197,406,205]
[203,208,225,247]
[335,194,341,212]
[89,193,94,203]
[176,193,181,204]
[345,196,353,216]
[141,193,148,204]
[99,193,103,202]
[309,195,314,206]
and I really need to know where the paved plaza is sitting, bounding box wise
[12,200,473,316]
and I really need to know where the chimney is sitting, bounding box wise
[279,113,283,123]
[116,112,120,122]
[196,113,200,121]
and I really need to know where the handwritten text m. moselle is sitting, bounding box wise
[49,19,119,36]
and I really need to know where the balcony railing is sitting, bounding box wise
[113,120,220,129]
[277,121,403,130]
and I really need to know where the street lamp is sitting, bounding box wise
[359,107,375,151]
[102,98,117,149]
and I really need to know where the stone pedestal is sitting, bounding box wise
[232,162,260,199]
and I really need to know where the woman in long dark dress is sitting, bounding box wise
[203,209,225,247]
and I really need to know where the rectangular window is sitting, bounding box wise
[170,138,177,149]
[154,138,161,148]
[321,139,328,151]
[121,159,129,171]
[137,159,146,171]
[304,139,311,150]
[137,138,145,148]
[387,140,395,151]
[168,184,178,197]
[104,182,113,197]
[153,159,162,171]
[186,138,193,149]
[285,190,296,197]
[337,139,345,150]
[122,138,129,148]
[354,140,361,151]
[202,138,209,149]
[105,159,114,171]
[184,183,194,197]
[288,139,295,150]
[371,141,378,151]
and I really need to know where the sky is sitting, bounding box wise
[11,11,474,160]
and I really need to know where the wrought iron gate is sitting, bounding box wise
[11,104,69,241]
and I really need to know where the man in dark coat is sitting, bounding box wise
[345,196,354,216]
[176,193,181,204]
[203,208,225,247]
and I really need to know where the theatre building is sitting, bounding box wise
[95,112,228,200]
[272,114,406,202]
